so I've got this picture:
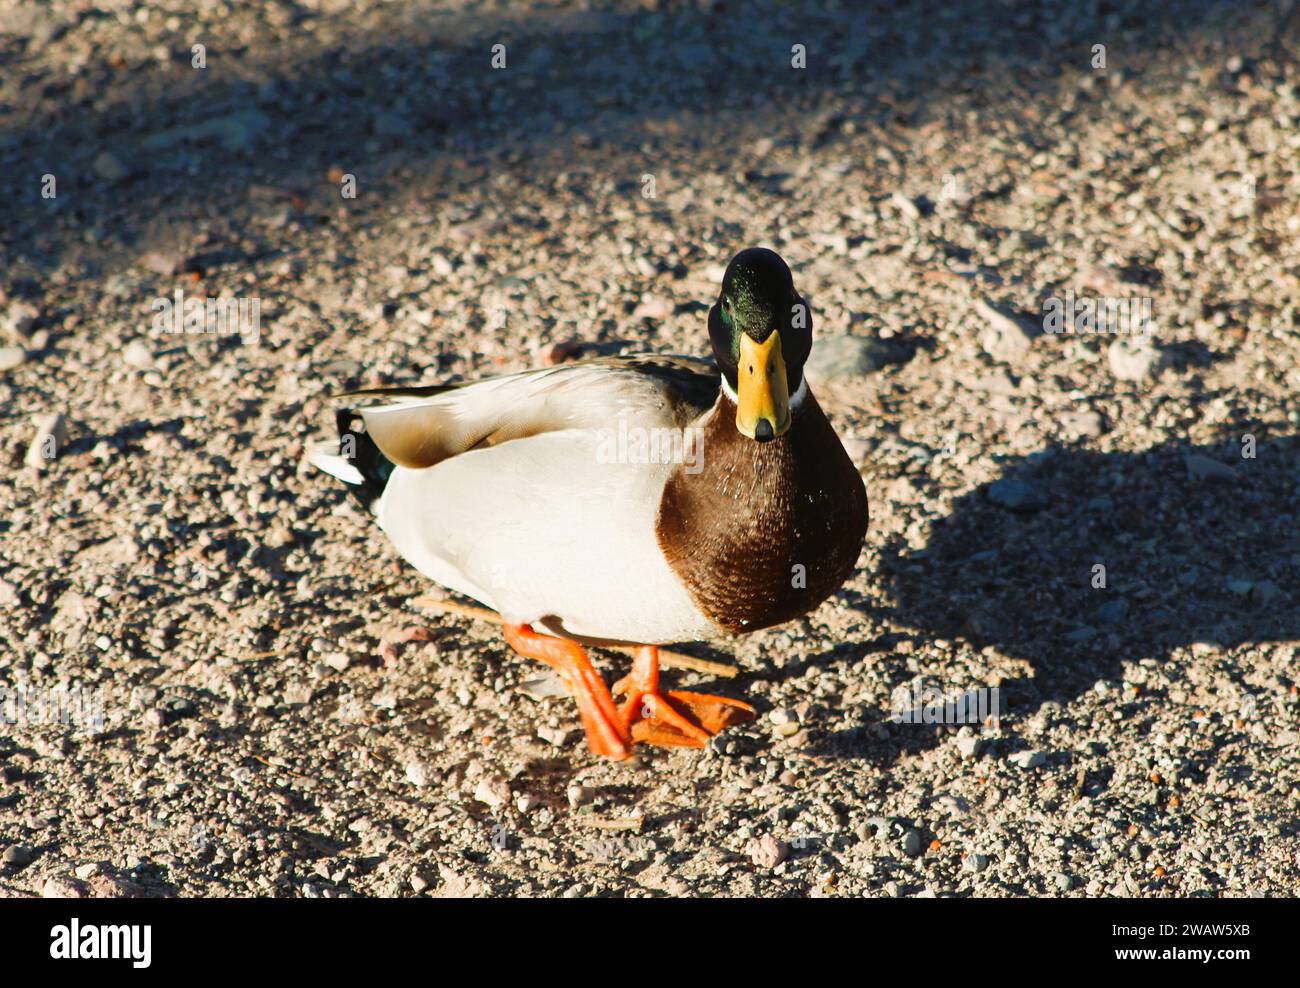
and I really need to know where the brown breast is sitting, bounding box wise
[656,391,869,634]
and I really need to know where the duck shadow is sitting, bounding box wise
[809,431,1300,761]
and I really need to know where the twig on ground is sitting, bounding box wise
[411,596,739,678]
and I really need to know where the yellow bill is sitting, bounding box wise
[735,331,791,441]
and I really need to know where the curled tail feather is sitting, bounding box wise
[307,409,394,512]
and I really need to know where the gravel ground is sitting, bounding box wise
[1,0,1299,898]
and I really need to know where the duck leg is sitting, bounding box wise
[502,623,631,761]
[613,645,756,749]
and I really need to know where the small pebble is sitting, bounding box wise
[25,411,67,470]
[516,794,540,814]
[1009,750,1046,769]
[987,478,1047,512]
[42,876,89,899]
[567,784,595,808]
[405,760,436,788]
[2,300,39,336]
[537,725,572,747]
[1184,453,1237,483]
[474,774,511,809]
[0,345,26,371]
[93,151,130,182]
[748,834,790,869]
[976,298,1040,361]
[1107,337,1166,381]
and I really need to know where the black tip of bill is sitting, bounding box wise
[754,419,775,443]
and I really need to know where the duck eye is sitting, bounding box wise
[722,296,731,313]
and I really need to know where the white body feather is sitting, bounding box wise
[355,360,723,644]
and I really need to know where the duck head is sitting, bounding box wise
[708,247,812,443]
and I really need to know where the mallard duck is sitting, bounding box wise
[310,247,869,760]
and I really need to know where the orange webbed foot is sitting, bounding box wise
[503,624,631,761]
[613,645,756,750]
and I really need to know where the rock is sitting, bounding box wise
[139,251,182,276]
[976,299,1041,361]
[901,829,923,857]
[0,580,19,607]
[0,345,26,371]
[92,151,130,182]
[142,111,271,152]
[73,863,100,879]
[473,774,510,809]
[122,339,155,370]
[1,845,32,867]
[964,853,990,873]
[89,875,143,898]
[1009,750,1046,769]
[1107,337,1167,381]
[1184,453,1237,483]
[1054,872,1073,892]
[748,834,790,869]
[405,759,436,788]
[516,793,541,814]
[632,296,673,320]
[768,708,799,726]
[839,435,871,464]
[810,232,849,254]
[803,335,899,381]
[1095,599,1128,625]
[42,876,90,899]
[956,735,981,759]
[891,191,925,220]
[1251,580,1281,604]
[566,784,595,808]
[25,411,67,470]
[2,300,39,337]
[863,816,890,839]
[538,339,585,366]
[321,652,351,672]
[517,674,570,700]
[986,478,1048,512]
[537,725,572,747]
[374,112,413,137]
[282,684,313,706]
[1065,626,1097,643]
[202,111,271,153]
[1060,409,1107,439]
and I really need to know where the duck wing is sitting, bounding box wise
[344,354,719,470]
